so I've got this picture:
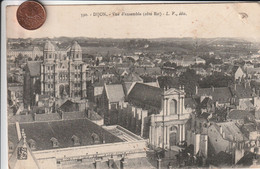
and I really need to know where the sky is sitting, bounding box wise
[6,3,260,41]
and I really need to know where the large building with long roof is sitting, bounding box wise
[8,118,151,169]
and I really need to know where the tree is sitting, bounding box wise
[15,53,24,66]
[179,68,201,97]
[199,72,233,88]
[163,61,177,68]
[214,107,227,122]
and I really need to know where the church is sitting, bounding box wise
[24,40,88,106]
[125,83,191,150]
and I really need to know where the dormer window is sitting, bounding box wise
[28,139,36,150]
[91,133,100,144]
[8,141,14,152]
[50,137,59,148]
[71,135,80,146]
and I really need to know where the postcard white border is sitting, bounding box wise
[0,1,250,169]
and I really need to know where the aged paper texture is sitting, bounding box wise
[5,2,260,169]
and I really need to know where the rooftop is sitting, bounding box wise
[227,109,255,121]
[216,122,245,142]
[26,61,42,77]
[127,83,163,109]
[8,119,123,151]
[196,87,232,103]
[104,84,125,103]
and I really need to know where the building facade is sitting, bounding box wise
[40,40,87,98]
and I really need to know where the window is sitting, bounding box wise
[28,139,36,150]
[72,135,80,146]
[49,54,52,58]
[50,137,59,148]
[48,66,50,70]
[48,84,50,88]
[76,54,79,58]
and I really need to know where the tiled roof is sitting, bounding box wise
[8,119,123,151]
[88,110,103,121]
[34,113,61,122]
[207,151,232,167]
[122,82,134,95]
[236,152,260,166]
[8,114,34,124]
[123,72,143,82]
[230,84,254,99]
[59,100,79,112]
[27,61,42,77]
[216,122,245,142]
[227,65,244,74]
[200,97,213,108]
[127,83,163,109]
[104,84,125,103]
[133,67,161,75]
[242,123,257,132]
[227,109,254,120]
[196,87,232,103]
[62,111,86,120]
[246,67,260,74]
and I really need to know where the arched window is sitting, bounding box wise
[169,99,177,115]
[28,139,36,150]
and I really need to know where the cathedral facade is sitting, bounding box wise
[40,40,87,98]
[23,40,88,107]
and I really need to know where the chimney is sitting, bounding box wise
[108,157,114,168]
[219,126,223,134]
[35,94,39,103]
[179,85,182,90]
[157,158,162,169]
[195,85,198,95]
[95,159,101,169]
[211,86,214,92]
[120,158,127,169]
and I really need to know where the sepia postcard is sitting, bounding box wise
[2,1,260,169]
